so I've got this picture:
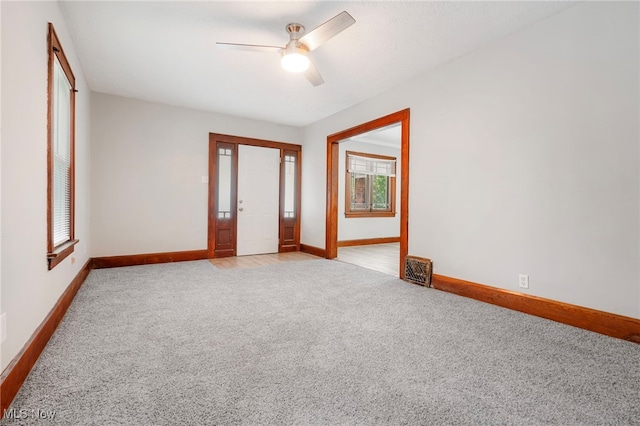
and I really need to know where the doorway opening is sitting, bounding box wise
[208,133,301,259]
[325,109,410,279]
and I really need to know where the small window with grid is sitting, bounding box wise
[345,151,396,218]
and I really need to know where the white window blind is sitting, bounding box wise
[52,57,72,247]
[347,154,396,177]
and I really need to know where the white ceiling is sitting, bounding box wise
[60,1,576,127]
[348,124,402,149]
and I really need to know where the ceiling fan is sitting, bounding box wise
[216,11,356,87]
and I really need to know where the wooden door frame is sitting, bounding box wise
[325,109,410,279]
[208,133,302,259]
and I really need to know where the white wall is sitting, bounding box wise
[1,1,92,371]
[301,2,640,318]
[90,93,301,257]
[338,141,400,241]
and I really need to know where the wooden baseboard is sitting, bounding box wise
[300,244,326,258]
[0,260,92,416]
[431,274,640,344]
[91,249,208,269]
[337,236,400,247]
[7,251,635,423]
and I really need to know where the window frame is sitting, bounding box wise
[47,23,78,270]
[345,150,396,218]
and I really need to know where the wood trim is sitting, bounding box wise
[296,149,302,249]
[208,133,302,259]
[279,246,298,253]
[209,133,302,153]
[337,236,400,247]
[325,141,340,259]
[48,23,76,86]
[346,150,397,161]
[399,112,410,280]
[47,25,54,255]
[47,23,77,266]
[207,140,217,258]
[326,109,410,279]
[47,239,79,270]
[209,142,237,258]
[344,212,396,218]
[300,244,326,258]
[279,149,301,253]
[91,250,208,269]
[0,260,91,417]
[431,274,640,343]
[344,151,396,217]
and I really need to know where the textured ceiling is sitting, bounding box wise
[349,124,402,148]
[60,1,576,127]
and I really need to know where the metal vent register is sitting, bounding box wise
[404,256,433,287]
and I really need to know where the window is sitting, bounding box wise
[283,154,296,218]
[217,147,233,219]
[345,151,396,218]
[47,23,78,269]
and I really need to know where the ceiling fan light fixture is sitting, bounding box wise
[281,45,309,73]
[217,12,355,85]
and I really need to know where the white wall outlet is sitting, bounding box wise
[1,313,7,344]
[519,274,529,289]
[201,176,209,184]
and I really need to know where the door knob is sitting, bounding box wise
[238,207,244,212]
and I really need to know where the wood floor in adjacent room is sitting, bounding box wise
[208,243,400,277]
[338,242,400,277]
[209,251,320,269]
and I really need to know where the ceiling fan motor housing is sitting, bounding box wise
[284,23,309,57]
[286,23,306,40]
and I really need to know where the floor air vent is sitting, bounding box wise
[404,256,433,287]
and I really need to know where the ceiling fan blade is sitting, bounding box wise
[216,42,282,54]
[299,11,355,51]
[304,59,324,87]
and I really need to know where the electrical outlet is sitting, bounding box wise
[1,313,7,344]
[201,176,209,184]
[519,274,529,289]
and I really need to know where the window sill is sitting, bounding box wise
[47,239,79,270]
[345,212,396,218]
